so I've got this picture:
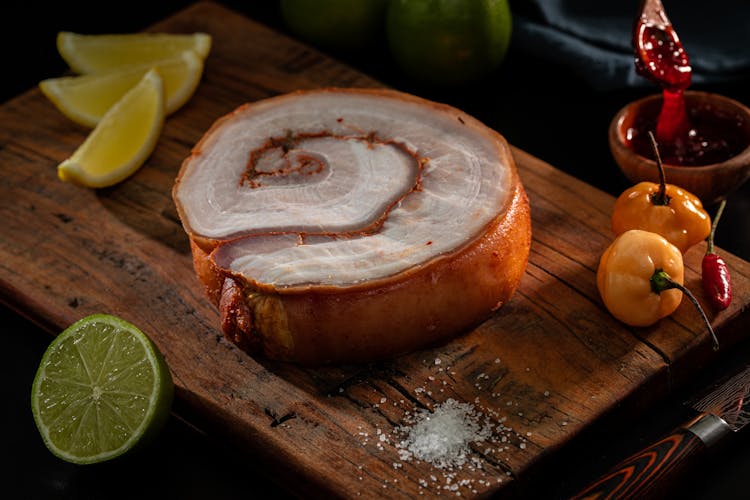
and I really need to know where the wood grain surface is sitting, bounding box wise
[1,3,748,498]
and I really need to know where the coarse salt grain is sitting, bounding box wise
[395,399,492,470]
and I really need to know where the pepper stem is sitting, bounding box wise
[648,131,671,206]
[706,199,727,255]
[651,269,719,351]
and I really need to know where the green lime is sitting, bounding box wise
[280,0,388,52]
[31,314,173,464]
[386,0,512,86]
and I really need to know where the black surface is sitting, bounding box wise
[3,1,749,498]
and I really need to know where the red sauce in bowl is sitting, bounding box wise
[626,102,750,166]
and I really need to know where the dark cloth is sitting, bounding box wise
[511,0,750,91]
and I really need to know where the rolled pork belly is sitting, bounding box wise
[173,88,531,365]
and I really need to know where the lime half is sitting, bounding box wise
[31,314,173,464]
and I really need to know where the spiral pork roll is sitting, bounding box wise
[173,88,531,365]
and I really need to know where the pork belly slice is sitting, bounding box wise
[173,88,531,365]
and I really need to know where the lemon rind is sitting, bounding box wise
[57,69,165,188]
[40,50,202,128]
[57,31,212,74]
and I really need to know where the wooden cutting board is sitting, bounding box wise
[2,2,748,497]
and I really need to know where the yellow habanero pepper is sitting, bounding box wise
[611,181,710,254]
[597,229,718,349]
[597,229,683,326]
[611,132,710,254]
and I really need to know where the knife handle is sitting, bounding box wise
[571,413,730,500]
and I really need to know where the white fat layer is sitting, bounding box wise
[176,92,510,286]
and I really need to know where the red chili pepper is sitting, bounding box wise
[702,199,732,310]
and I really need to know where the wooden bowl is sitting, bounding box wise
[609,91,750,206]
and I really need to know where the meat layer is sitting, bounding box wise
[173,88,531,364]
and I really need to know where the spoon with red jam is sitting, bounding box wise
[630,0,749,168]
[633,0,692,143]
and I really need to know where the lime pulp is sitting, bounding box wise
[31,314,173,464]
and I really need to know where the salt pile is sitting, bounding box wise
[395,398,493,469]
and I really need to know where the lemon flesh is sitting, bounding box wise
[57,32,211,74]
[31,314,174,464]
[40,51,203,128]
[58,69,164,188]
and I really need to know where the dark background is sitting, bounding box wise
[3,1,749,498]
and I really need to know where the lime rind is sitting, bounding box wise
[31,314,173,464]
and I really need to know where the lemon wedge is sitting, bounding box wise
[58,69,164,188]
[40,51,203,128]
[57,32,212,74]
